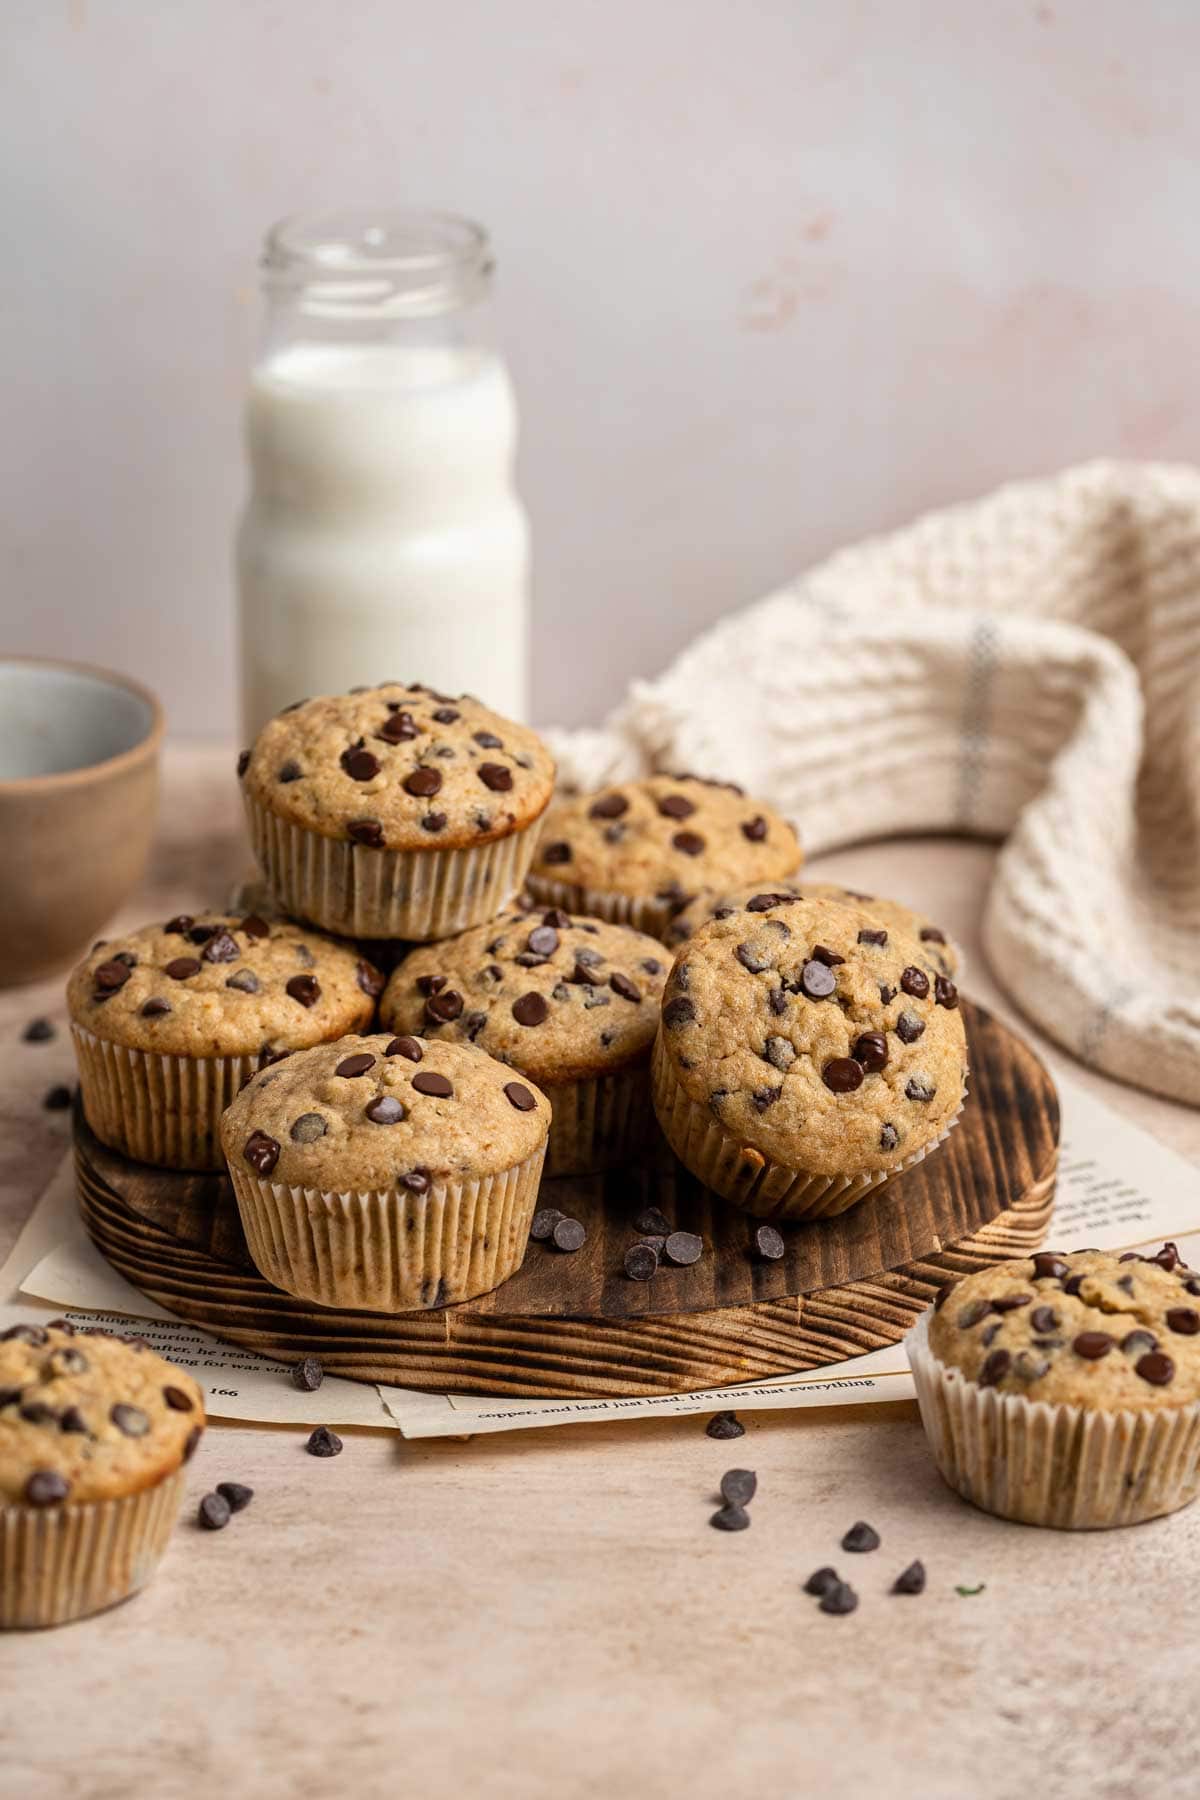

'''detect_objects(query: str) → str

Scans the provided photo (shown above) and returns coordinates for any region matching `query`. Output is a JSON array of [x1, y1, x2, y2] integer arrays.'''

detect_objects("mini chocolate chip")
[[624, 1243, 659, 1281], [588, 792, 628, 819], [857, 928, 888, 946], [663, 996, 696, 1028], [664, 1231, 703, 1266], [811, 945, 845, 968], [243, 1130, 281, 1175], [379, 710, 419, 743], [1167, 1308, 1200, 1335], [880, 1123, 900, 1152], [341, 745, 381, 781], [934, 976, 958, 1009], [22, 1017, 55, 1042], [853, 1032, 888, 1073], [425, 989, 464, 1025], [878, 984, 895, 1006], [198, 1492, 231, 1531], [224, 969, 260, 996], [290, 1112, 328, 1143], [980, 1322, 1001, 1348], [25, 1470, 70, 1506], [1032, 1253, 1069, 1281], [895, 1011, 925, 1045], [286, 974, 321, 1007], [741, 815, 768, 842], [527, 924, 559, 955], [1073, 1331, 1114, 1360], [216, 1481, 254, 1512], [348, 819, 385, 848], [672, 830, 706, 856], [306, 1426, 343, 1458], [1063, 1274, 1086, 1296], [706, 1411, 745, 1441], [236, 749, 251, 778], [1030, 1305, 1060, 1333], [187, 924, 217, 944], [552, 1216, 587, 1253], [111, 1403, 150, 1437], [900, 966, 930, 999], [530, 1208, 563, 1241], [751, 1086, 782, 1111], [979, 1348, 1012, 1386], [657, 793, 696, 819], [160, 956, 199, 983], [399, 1169, 431, 1194], [609, 971, 641, 1003], [805, 1566, 840, 1596], [920, 927, 947, 944], [1121, 1330, 1158, 1358], [163, 1385, 194, 1411], [641, 958, 663, 975], [1137, 1352, 1175, 1386], [412, 1071, 453, 1098], [753, 1224, 786, 1261], [416, 974, 446, 996], [710, 1504, 751, 1532], [888, 1561, 926, 1597], [512, 992, 549, 1027], [2, 1325, 47, 1344], [201, 929, 239, 965], [823, 1057, 864, 1094], [473, 730, 503, 749], [278, 759, 303, 783], [504, 1082, 537, 1112], [478, 762, 513, 791], [819, 1581, 859, 1615], [43, 1085, 72, 1111], [736, 942, 771, 975], [350, 963, 382, 1003], [1154, 1242, 1182, 1271], [20, 1402, 58, 1425], [990, 1294, 1032, 1314], [432, 706, 460, 723], [385, 1036, 423, 1062], [541, 841, 572, 864], [364, 1095, 405, 1125], [905, 1075, 936, 1103], [720, 1468, 757, 1507], [800, 959, 837, 1001], [404, 767, 443, 797], [292, 1356, 324, 1392], [841, 1521, 880, 1553], [59, 1406, 87, 1434], [47, 1347, 88, 1376], [94, 958, 133, 993]]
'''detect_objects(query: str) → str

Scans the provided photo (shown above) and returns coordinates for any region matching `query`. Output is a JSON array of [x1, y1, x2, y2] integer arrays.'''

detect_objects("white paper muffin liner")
[[228, 1141, 548, 1313], [245, 791, 542, 942], [650, 1030, 964, 1221], [0, 1466, 186, 1630], [906, 1309, 1200, 1530], [544, 1063, 655, 1177], [524, 874, 680, 940], [72, 1026, 263, 1171]]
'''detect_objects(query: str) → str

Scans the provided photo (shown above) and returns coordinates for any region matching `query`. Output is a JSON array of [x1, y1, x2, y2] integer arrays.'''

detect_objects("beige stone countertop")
[[3, 745, 1198, 1800]]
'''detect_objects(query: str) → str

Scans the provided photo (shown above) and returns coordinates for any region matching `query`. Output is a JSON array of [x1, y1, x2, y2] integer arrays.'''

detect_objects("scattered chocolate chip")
[[657, 794, 696, 819], [841, 1521, 880, 1553], [1032, 1253, 1069, 1281], [478, 763, 513, 792], [404, 767, 443, 797], [45, 1348, 87, 1377], [243, 1130, 281, 1175], [366, 1095, 406, 1125], [741, 815, 768, 842], [820, 1581, 858, 1615], [431, 706, 460, 724], [706, 1411, 745, 1441], [286, 974, 320, 1007], [990, 1294, 1032, 1314], [663, 997, 696, 1028], [751, 1086, 782, 1111], [20, 1402, 58, 1425], [504, 1082, 537, 1112], [94, 958, 133, 993], [111, 1403, 150, 1437], [512, 992, 549, 1027], [672, 830, 706, 856], [1121, 1330, 1158, 1358], [236, 750, 251, 779], [385, 1036, 423, 1062], [412, 1071, 453, 1098], [905, 1075, 936, 1103], [1073, 1331, 1114, 1360], [609, 971, 641, 1003], [900, 966, 930, 999], [184, 1425, 202, 1461], [552, 1216, 587, 1253], [624, 1243, 659, 1281], [187, 925, 217, 945], [720, 1468, 757, 1506], [43, 1085, 72, 1111], [852, 1032, 888, 1073], [920, 927, 947, 944], [979, 1348, 1012, 1386], [880, 1123, 900, 1152], [1030, 1305, 1060, 1333], [541, 841, 572, 864], [823, 1057, 864, 1094], [216, 1481, 253, 1512], [1137, 1352, 1175, 1386], [709, 1504, 751, 1532], [1167, 1308, 1200, 1336], [753, 1224, 786, 1262], [425, 989, 464, 1025], [164, 956, 202, 981], [306, 1426, 343, 1458], [525, 925, 557, 957], [530, 1208, 563, 1242], [417, 974, 446, 996], [348, 819, 385, 848], [198, 1492, 231, 1531], [22, 1018, 55, 1043], [811, 945, 845, 968], [292, 1357, 324, 1392], [278, 759, 303, 783], [800, 959, 837, 1000], [893, 1561, 926, 1595], [588, 792, 628, 819], [225, 970, 260, 994], [934, 976, 959, 1009], [379, 710, 419, 743], [356, 961, 384, 1000], [399, 1169, 431, 1194], [163, 1385, 195, 1411], [804, 1566, 841, 1596], [473, 730, 503, 749], [895, 1012, 926, 1046], [857, 928, 888, 946], [290, 1112, 328, 1143], [1154, 1242, 1182, 1271], [59, 1407, 87, 1434], [341, 745, 380, 781], [664, 1231, 703, 1267], [25, 1470, 70, 1506], [2, 1325, 47, 1345]]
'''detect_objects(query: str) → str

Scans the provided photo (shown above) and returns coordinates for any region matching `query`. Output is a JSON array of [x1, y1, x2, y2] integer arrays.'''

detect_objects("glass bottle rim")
[[262, 208, 493, 319]]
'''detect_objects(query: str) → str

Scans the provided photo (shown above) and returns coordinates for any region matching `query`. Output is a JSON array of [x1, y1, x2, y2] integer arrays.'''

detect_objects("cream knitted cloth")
[[549, 461, 1200, 1107]]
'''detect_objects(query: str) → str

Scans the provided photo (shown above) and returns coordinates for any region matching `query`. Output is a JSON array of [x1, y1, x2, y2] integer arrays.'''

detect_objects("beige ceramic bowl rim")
[[0, 656, 164, 795]]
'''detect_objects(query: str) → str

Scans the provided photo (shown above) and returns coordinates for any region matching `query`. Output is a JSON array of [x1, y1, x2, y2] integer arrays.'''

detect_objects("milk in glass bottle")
[[237, 210, 530, 739]]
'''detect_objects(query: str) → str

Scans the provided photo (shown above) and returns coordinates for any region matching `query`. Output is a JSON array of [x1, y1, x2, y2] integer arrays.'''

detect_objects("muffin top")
[[0, 1323, 204, 1506], [68, 913, 380, 1059], [220, 1032, 551, 1192], [663, 879, 960, 976], [928, 1245, 1200, 1411], [240, 685, 556, 851], [530, 775, 801, 908], [658, 895, 967, 1177], [381, 908, 669, 1086]]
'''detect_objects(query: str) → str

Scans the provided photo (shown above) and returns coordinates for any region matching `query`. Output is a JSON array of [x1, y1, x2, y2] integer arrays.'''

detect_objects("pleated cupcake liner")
[[71, 1026, 262, 1172], [906, 1310, 1200, 1530], [524, 874, 681, 940], [227, 1141, 548, 1313], [544, 1063, 656, 1177], [0, 1466, 186, 1630], [244, 791, 542, 942], [650, 1029, 964, 1221]]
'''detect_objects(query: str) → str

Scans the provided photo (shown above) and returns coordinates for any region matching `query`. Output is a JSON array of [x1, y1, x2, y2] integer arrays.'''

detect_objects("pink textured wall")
[[3, 0, 1198, 733]]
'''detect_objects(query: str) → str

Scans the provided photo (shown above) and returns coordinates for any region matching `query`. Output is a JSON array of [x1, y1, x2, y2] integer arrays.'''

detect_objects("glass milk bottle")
[[236, 210, 531, 740]]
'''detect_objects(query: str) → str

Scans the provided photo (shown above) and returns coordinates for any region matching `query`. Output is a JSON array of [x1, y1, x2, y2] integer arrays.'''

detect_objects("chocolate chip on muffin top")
[[380, 909, 669, 1085], [239, 685, 556, 851], [67, 914, 379, 1060], [663, 879, 960, 977], [658, 894, 967, 1177], [929, 1244, 1200, 1410], [220, 1033, 551, 1192], [528, 775, 801, 924], [0, 1324, 204, 1505]]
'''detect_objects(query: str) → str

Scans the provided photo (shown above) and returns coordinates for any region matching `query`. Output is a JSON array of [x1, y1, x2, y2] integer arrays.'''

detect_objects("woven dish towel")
[[548, 460, 1200, 1107]]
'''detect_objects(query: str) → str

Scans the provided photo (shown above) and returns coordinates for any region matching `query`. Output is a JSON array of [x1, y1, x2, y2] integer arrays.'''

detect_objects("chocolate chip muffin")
[[380, 907, 668, 1175], [0, 1322, 204, 1628], [68, 912, 380, 1170], [527, 775, 802, 938], [908, 1244, 1200, 1529], [652, 894, 967, 1219], [240, 684, 556, 940], [663, 879, 960, 976], [220, 1033, 551, 1312]]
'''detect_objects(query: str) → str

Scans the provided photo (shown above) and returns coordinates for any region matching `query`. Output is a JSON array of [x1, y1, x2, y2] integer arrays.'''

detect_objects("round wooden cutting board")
[[74, 999, 1058, 1397]]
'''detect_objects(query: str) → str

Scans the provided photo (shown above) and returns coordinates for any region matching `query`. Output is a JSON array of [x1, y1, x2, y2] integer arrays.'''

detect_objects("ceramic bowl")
[[0, 659, 163, 985]]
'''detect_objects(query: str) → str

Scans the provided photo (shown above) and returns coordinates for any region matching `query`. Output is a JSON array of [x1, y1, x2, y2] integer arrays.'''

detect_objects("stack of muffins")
[[66, 680, 969, 1318]]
